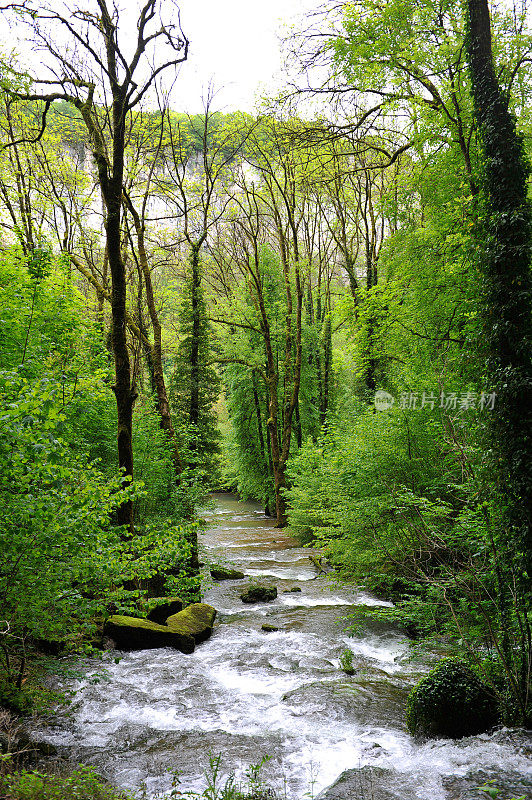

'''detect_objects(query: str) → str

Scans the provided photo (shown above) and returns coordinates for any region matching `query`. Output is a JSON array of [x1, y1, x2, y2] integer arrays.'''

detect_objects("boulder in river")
[[261, 623, 279, 632], [210, 565, 245, 581], [240, 586, 277, 604], [316, 765, 423, 800], [104, 615, 195, 654], [166, 603, 217, 643], [406, 658, 498, 739], [146, 597, 183, 624], [282, 587, 302, 593]]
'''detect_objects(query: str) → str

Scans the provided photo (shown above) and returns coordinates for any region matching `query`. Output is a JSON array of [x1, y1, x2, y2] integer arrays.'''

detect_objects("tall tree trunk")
[[189, 244, 201, 431], [320, 315, 332, 426], [77, 75, 137, 533], [294, 399, 302, 449], [252, 372, 267, 469], [252, 375, 273, 515], [466, 0, 532, 722], [466, 0, 532, 572], [106, 106, 136, 530]]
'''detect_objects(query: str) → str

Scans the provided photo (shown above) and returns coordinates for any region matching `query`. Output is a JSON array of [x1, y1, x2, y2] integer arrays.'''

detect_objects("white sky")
[[168, 0, 316, 113], [0, 0, 318, 113]]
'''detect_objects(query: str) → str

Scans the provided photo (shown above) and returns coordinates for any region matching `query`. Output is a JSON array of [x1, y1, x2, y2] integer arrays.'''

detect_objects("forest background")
[[0, 0, 531, 754]]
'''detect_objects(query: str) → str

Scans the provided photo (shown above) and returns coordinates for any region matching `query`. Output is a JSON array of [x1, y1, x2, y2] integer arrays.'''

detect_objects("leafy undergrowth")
[[0, 766, 134, 800]]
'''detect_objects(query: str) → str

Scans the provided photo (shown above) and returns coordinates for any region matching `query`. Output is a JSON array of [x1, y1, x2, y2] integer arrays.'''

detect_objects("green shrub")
[[339, 648, 355, 675], [0, 766, 133, 800], [406, 658, 498, 739]]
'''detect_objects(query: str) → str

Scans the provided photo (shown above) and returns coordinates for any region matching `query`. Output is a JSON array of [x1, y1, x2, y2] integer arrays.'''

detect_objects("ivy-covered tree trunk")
[[466, 0, 532, 570], [104, 98, 137, 532], [466, 0, 532, 721]]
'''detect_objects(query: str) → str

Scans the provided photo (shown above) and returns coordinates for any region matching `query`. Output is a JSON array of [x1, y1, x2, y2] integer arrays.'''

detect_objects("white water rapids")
[[31, 494, 532, 799]]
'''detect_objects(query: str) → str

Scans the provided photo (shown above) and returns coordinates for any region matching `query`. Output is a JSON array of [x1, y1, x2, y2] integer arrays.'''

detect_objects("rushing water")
[[32, 494, 532, 799]]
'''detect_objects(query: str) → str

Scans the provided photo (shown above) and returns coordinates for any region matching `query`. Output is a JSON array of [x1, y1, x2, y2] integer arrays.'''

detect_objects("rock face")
[[316, 766, 422, 800], [166, 603, 217, 643], [103, 615, 195, 654], [406, 658, 498, 739], [146, 597, 183, 624], [240, 586, 277, 604], [210, 566, 245, 581]]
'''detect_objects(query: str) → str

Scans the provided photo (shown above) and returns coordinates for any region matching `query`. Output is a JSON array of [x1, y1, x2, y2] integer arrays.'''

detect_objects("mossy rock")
[[240, 586, 277, 604], [261, 623, 279, 632], [166, 603, 217, 643], [104, 615, 195, 654], [145, 597, 183, 624], [282, 587, 302, 593], [406, 658, 498, 739], [210, 565, 245, 581], [34, 637, 66, 656]]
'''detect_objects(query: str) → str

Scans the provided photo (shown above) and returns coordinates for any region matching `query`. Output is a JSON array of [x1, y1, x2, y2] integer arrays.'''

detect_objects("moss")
[[145, 597, 183, 624], [240, 586, 277, 603], [406, 658, 498, 739], [166, 603, 217, 643], [210, 566, 245, 581], [103, 615, 195, 654]]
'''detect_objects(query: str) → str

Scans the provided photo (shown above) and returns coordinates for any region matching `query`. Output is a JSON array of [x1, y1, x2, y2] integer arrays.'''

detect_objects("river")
[[31, 493, 532, 799]]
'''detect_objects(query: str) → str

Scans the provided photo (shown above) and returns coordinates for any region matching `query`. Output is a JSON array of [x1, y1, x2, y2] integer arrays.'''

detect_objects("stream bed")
[[31, 493, 532, 799]]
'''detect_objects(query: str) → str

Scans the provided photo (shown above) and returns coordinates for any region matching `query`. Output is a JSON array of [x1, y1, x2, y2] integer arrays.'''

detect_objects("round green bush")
[[406, 658, 498, 739]]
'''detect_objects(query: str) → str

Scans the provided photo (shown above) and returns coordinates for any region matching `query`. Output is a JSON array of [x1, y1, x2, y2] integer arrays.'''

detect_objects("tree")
[[155, 100, 245, 481], [2, 0, 188, 529], [122, 126, 183, 477], [465, 0, 532, 721], [171, 252, 221, 484]]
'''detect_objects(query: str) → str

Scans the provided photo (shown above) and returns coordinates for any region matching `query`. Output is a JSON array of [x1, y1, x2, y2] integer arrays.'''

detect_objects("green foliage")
[[119, 521, 202, 608], [339, 648, 355, 676], [0, 683, 33, 717], [0, 247, 85, 376], [219, 245, 325, 509], [0, 766, 133, 800], [406, 658, 498, 739], [478, 780, 526, 800], [158, 753, 277, 800], [286, 406, 453, 581], [222, 363, 274, 511], [0, 369, 134, 675], [0, 245, 201, 700], [170, 249, 221, 488], [286, 402, 532, 721]]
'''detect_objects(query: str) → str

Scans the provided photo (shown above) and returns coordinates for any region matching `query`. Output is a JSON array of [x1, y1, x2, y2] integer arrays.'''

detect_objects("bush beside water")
[[406, 658, 499, 739]]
